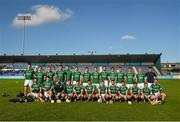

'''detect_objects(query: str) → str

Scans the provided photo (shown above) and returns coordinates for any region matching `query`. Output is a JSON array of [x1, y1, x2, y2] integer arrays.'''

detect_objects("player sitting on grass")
[[41, 76, 53, 102], [65, 80, 75, 102], [108, 81, 118, 104], [131, 82, 141, 102], [73, 81, 84, 101], [118, 81, 128, 102], [98, 80, 108, 103], [151, 78, 166, 104], [141, 82, 154, 103], [53, 76, 65, 103], [85, 80, 96, 101], [27, 77, 44, 102]]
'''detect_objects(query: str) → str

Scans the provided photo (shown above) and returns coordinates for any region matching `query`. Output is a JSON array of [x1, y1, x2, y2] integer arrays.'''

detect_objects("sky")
[[0, 0, 179, 63]]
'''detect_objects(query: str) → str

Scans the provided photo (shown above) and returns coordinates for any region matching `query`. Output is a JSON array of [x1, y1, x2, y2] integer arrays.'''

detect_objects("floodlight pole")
[[17, 16, 31, 55]]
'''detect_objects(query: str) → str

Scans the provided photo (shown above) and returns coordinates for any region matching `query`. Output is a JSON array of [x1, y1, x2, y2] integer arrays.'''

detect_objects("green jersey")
[[85, 85, 94, 94], [151, 83, 162, 93], [31, 83, 41, 93], [109, 85, 118, 94], [131, 86, 140, 95], [66, 84, 74, 94], [72, 71, 81, 82], [74, 85, 83, 95], [119, 86, 128, 95], [100, 71, 108, 81], [99, 85, 107, 94], [24, 69, 34, 80], [142, 87, 151, 96], [35, 71, 44, 85], [43, 81, 53, 91], [65, 69, 72, 81], [92, 72, 100, 84], [46, 71, 55, 81], [108, 72, 117, 81], [136, 73, 145, 83], [117, 72, 125, 83], [126, 73, 135, 84], [56, 70, 65, 82], [83, 72, 91, 83]]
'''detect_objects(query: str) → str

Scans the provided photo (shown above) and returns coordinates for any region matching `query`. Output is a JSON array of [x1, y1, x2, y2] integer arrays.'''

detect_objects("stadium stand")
[[0, 54, 162, 76]]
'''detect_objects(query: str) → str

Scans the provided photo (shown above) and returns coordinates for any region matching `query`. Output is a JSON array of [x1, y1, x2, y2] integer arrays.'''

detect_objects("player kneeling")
[[151, 79, 166, 104], [42, 76, 54, 102], [53, 76, 66, 103], [108, 81, 118, 104], [131, 82, 141, 102], [85, 81, 97, 101], [27, 77, 44, 102], [65, 80, 75, 102], [118, 81, 128, 102], [141, 82, 154, 103], [73, 81, 84, 101], [98, 81, 109, 103]]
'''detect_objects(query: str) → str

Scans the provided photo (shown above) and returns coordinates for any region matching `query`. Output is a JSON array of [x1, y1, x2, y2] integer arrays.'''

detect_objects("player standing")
[[116, 66, 125, 87], [100, 66, 109, 87], [91, 67, 100, 89], [46, 66, 55, 81], [72, 67, 82, 85], [108, 67, 117, 86], [56, 65, 65, 84], [24, 64, 35, 96], [82, 67, 91, 86], [64, 65, 72, 84], [145, 67, 157, 87], [35, 66, 45, 85], [125, 67, 135, 89], [136, 68, 145, 89]]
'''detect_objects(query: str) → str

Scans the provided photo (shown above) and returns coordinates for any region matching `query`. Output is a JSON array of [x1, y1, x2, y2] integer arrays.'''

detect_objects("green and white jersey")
[[74, 85, 83, 95], [66, 84, 74, 94], [109, 85, 118, 94], [46, 71, 55, 81], [24, 69, 34, 80], [126, 72, 135, 84], [92, 72, 100, 84], [131, 86, 140, 95], [85, 85, 94, 94], [119, 86, 128, 95], [72, 71, 81, 82], [117, 72, 125, 83], [100, 71, 108, 81], [142, 87, 151, 96], [99, 85, 107, 94], [64, 69, 72, 81], [56, 70, 65, 82], [83, 72, 91, 83], [108, 72, 117, 81], [151, 83, 162, 93], [31, 83, 41, 93], [136, 73, 145, 83], [42, 81, 53, 91], [35, 71, 44, 85]]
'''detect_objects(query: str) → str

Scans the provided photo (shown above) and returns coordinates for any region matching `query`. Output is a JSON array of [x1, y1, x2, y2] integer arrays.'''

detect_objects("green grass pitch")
[[0, 79, 180, 121]]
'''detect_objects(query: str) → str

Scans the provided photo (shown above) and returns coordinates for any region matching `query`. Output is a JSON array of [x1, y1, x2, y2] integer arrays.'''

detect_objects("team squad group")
[[23, 64, 166, 104]]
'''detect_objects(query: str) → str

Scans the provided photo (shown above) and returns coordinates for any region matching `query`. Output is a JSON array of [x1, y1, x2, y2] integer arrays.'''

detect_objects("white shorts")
[[73, 81, 77, 85], [44, 91, 49, 98], [138, 83, 144, 89], [83, 83, 88, 86], [30, 93, 39, 98], [154, 92, 158, 97], [101, 94, 105, 98], [148, 83, 153, 88], [104, 80, 108, 87], [24, 79, 33, 87], [92, 83, 100, 89], [117, 83, 122, 87], [127, 84, 133, 89]]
